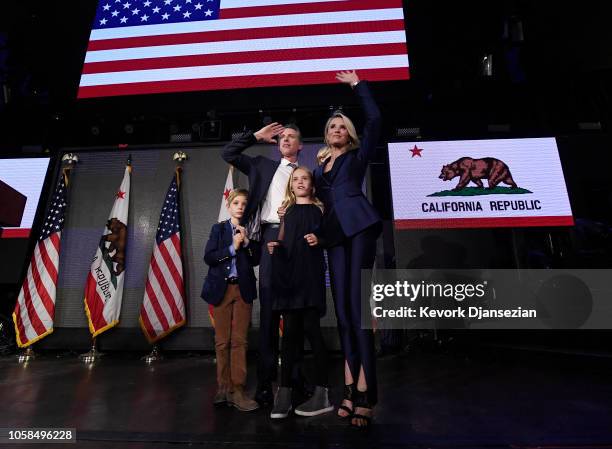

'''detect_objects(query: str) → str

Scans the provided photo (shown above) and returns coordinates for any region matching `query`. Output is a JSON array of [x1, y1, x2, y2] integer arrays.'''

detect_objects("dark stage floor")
[[1, 347, 612, 449]]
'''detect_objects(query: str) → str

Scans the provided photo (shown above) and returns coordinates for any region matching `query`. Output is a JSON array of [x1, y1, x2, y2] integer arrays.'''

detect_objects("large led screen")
[[0, 158, 51, 238], [78, 0, 410, 98], [388, 138, 574, 229]]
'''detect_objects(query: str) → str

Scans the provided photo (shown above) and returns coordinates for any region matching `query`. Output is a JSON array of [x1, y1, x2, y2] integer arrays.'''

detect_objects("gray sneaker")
[[270, 387, 292, 419], [295, 386, 334, 417]]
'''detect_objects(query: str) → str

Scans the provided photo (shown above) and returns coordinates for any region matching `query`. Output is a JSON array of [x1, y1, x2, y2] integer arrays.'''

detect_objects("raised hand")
[[335, 70, 360, 86], [254, 122, 285, 144]]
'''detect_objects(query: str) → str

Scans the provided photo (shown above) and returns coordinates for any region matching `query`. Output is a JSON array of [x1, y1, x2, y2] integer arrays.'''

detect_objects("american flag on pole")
[[84, 164, 131, 337], [78, 0, 410, 98], [139, 170, 186, 343], [13, 172, 69, 348]]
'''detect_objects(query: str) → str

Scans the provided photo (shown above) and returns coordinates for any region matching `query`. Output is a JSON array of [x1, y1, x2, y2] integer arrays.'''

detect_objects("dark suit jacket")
[[314, 81, 383, 238], [201, 220, 261, 306], [221, 133, 280, 226]]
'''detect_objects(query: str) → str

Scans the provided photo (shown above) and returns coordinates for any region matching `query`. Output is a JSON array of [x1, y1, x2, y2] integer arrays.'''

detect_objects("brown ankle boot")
[[229, 387, 259, 412], [213, 385, 229, 406]]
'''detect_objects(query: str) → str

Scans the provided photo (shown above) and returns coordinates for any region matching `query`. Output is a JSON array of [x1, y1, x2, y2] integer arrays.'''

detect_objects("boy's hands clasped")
[[233, 225, 249, 251]]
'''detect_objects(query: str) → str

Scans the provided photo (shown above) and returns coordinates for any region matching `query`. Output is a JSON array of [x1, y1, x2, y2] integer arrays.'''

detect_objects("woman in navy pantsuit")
[[313, 71, 382, 428]]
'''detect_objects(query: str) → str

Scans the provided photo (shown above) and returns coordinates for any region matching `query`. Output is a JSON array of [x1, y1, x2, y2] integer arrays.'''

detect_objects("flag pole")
[[81, 157, 132, 363], [16, 153, 79, 364], [142, 344, 163, 364], [141, 151, 188, 364], [79, 337, 102, 364], [17, 347, 36, 364]]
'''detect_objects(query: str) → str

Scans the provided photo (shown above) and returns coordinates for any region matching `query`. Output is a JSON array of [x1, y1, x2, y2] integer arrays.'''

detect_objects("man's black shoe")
[[255, 384, 274, 406]]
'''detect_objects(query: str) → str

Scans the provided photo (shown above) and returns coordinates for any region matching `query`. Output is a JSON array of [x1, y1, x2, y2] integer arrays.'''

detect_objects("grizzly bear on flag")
[[439, 157, 518, 191]]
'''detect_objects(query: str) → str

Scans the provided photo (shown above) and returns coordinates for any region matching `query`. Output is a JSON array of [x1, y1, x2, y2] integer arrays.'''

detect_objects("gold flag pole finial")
[[173, 151, 188, 188]]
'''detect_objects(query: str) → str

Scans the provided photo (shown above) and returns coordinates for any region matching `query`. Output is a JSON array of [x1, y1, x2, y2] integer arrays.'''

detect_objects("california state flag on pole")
[[218, 166, 234, 222], [208, 166, 234, 328], [84, 162, 131, 337]]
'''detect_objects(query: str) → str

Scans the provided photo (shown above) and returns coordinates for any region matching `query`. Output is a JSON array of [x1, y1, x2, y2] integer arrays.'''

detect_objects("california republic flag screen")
[[84, 164, 131, 337], [388, 138, 574, 229]]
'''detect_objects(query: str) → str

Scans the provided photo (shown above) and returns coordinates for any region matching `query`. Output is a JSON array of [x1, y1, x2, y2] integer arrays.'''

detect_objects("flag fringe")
[[12, 312, 54, 348], [139, 316, 186, 344], [84, 297, 119, 338]]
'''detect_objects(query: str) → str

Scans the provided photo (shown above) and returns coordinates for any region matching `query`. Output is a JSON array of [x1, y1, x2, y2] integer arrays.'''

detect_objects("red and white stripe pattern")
[[139, 172, 186, 343], [13, 174, 68, 348], [78, 0, 410, 98]]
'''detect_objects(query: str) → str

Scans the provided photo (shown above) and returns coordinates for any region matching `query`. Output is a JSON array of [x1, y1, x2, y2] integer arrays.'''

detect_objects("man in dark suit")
[[222, 123, 302, 406]]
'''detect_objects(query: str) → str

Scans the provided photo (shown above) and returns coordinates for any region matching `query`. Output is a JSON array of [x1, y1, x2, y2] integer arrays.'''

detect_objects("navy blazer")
[[221, 133, 280, 227], [314, 81, 383, 238], [201, 220, 261, 306]]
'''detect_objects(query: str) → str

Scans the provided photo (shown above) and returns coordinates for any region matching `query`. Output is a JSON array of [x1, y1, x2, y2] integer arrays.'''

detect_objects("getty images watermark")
[[360, 270, 612, 330]]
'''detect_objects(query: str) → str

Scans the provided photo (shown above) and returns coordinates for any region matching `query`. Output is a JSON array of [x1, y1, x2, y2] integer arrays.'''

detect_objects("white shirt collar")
[[280, 158, 298, 167]]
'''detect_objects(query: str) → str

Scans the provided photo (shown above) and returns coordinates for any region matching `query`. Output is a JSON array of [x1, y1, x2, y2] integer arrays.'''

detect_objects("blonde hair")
[[317, 112, 360, 165], [226, 188, 248, 205], [281, 167, 324, 212]]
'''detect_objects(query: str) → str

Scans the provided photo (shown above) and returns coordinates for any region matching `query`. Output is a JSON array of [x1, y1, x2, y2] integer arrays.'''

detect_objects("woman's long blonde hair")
[[281, 166, 324, 212], [317, 111, 360, 165]]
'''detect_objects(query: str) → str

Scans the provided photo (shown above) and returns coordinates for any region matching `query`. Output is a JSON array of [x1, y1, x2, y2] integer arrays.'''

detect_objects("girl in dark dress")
[[267, 167, 333, 419]]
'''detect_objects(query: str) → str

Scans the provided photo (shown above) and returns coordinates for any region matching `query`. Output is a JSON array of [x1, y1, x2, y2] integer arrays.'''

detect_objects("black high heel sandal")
[[351, 390, 373, 429], [337, 383, 355, 419]]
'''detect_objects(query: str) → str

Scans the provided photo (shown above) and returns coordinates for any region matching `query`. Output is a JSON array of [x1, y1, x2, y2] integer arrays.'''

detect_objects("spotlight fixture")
[[231, 127, 248, 140], [170, 133, 192, 143], [488, 124, 511, 133], [395, 127, 421, 138], [198, 120, 222, 141], [578, 122, 602, 131]]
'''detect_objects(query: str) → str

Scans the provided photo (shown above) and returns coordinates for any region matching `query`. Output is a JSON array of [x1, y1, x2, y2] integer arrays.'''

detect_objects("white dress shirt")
[[260, 158, 297, 224]]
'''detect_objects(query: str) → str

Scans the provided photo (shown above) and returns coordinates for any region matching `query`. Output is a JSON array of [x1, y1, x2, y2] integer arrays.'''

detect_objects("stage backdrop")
[[43, 142, 336, 350]]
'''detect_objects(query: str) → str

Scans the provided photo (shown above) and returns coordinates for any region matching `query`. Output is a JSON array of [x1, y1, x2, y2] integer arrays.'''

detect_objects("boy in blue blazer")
[[201, 189, 261, 412]]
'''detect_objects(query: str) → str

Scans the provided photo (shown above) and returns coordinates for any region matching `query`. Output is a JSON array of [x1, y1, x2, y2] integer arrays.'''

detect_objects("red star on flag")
[[223, 188, 231, 200], [410, 145, 423, 158], [116, 190, 126, 199]]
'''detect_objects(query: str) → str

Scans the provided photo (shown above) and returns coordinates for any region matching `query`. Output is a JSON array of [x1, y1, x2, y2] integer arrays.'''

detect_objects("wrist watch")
[[351, 80, 360, 88]]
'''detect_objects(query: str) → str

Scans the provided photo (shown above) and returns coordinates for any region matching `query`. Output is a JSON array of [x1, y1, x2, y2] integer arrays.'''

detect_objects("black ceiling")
[[1, 0, 611, 151]]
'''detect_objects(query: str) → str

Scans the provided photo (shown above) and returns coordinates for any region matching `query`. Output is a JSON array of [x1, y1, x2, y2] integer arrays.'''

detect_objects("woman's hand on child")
[[267, 241, 280, 255], [304, 234, 319, 246]]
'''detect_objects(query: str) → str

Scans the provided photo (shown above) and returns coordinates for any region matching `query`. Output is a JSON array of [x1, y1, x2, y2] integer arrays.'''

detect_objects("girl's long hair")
[[317, 111, 360, 165], [281, 167, 324, 212]]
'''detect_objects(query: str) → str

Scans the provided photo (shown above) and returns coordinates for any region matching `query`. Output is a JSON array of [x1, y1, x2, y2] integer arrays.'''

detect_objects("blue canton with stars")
[[40, 176, 68, 241], [93, 0, 221, 29], [156, 175, 181, 244]]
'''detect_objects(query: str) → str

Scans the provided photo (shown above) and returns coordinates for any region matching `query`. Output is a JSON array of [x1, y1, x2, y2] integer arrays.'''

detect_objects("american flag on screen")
[[139, 171, 186, 343], [13, 172, 69, 348], [78, 0, 410, 98]]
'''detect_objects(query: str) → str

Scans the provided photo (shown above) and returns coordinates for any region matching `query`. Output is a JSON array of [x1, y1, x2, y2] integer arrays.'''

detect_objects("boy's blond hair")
[[226, 188, 249, 205]]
